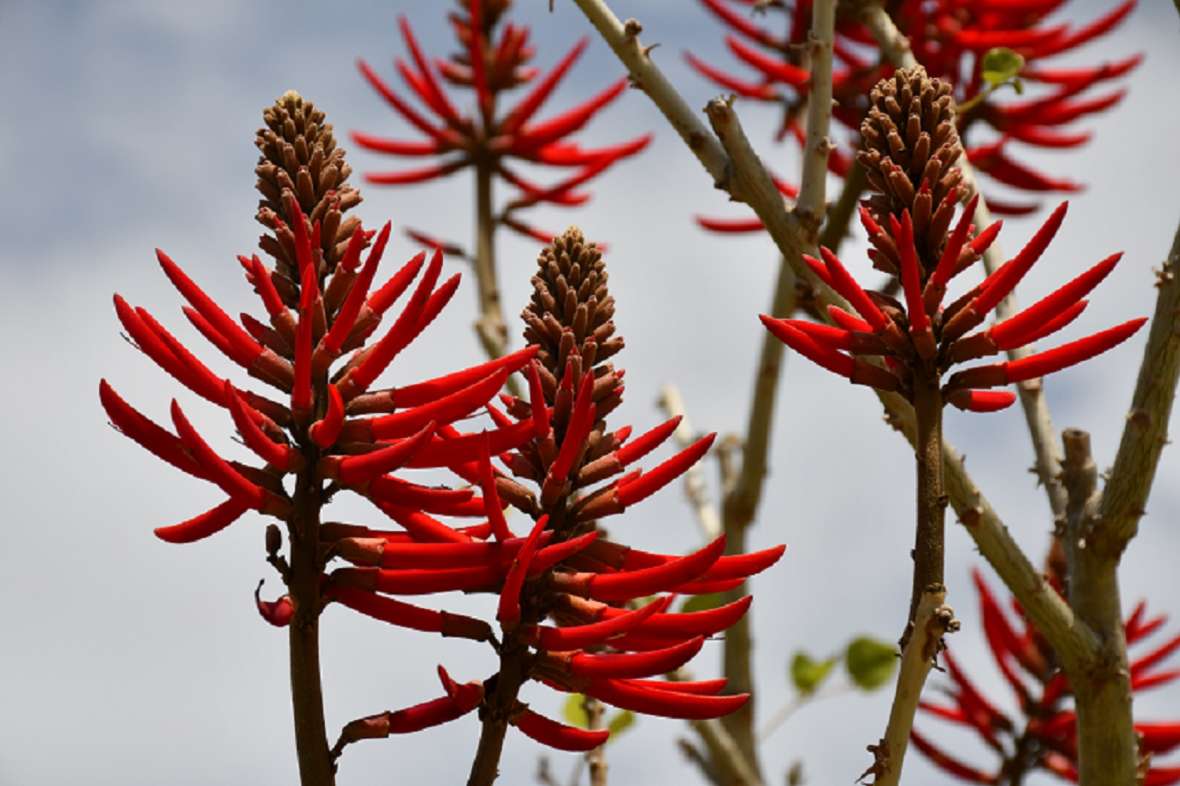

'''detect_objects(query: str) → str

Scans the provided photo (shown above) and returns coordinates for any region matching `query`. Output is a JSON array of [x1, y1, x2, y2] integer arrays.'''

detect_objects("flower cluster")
[[913, 567, 1180, 784], [690, 0, 1138, 231], [328, 228, 785, 764], [353, 0, 650, 248], [99, 91, 540, 654], [759, 67, 1144, 410]]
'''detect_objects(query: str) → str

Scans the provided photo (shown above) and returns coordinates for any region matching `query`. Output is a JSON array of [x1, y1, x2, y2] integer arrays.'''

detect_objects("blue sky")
[[2, 2, 1179, 784]]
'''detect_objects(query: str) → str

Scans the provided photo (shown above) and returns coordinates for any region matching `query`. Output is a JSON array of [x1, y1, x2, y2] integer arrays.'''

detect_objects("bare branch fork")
[[568, 1, 1180, 783]]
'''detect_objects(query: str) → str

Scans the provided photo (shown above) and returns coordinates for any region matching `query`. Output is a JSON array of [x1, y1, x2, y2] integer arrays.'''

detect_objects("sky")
[[1, 1, 1178, 785]]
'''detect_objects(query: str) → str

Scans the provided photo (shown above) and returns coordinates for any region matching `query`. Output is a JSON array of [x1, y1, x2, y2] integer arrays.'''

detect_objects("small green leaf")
[[563, 693, 589, 728], [981, 47, 1025, 88], [790, 651, 837, 695], [680, 593, 725, 614], [606, 710, 636, 739], [844, 636, 898, 691]]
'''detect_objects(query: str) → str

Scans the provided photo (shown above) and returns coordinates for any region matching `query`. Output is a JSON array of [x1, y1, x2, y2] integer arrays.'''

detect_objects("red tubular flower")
[[914, 566, 1180, 782], [688, 0, 1138, 231], [353, 0, 649, 250], [323, 228, 782, 772], [761, 69, 1144, 414]]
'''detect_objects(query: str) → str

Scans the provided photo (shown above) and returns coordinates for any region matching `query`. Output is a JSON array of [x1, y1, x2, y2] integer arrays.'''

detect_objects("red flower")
[[689, 0, 1138, 231], [760, 68, 1144, 411], [912, 568, 1180, 783], [327, 228, 785, 769], [354, 0, 650, 247], [100, 195, 536, 550]]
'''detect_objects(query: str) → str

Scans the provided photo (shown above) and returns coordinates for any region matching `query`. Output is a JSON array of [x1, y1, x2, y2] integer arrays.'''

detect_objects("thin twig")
[[473, 158, 522, 398], [862, 588, 958, 785], [858, 1, 1067, 521], [657, 385, 722, 539]]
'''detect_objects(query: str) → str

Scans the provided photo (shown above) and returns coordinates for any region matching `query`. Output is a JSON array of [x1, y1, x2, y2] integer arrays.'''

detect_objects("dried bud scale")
[[255, 91, 363, 282]]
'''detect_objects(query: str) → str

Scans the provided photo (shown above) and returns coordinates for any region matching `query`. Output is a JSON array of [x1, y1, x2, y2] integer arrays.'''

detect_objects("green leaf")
[[981, 47, 1025, 88], [844, 636, 898, 691], [790, 651, 837, 695], [606, 710, 636, 739], [680, 593, 725, 614], [563, 693, 589, 729]]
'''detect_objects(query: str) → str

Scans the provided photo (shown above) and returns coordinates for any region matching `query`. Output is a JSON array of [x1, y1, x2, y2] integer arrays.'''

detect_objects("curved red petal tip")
[[498, 515, 549, 625], [947, 389, 1018, 413], [154, 498, 250, 544], [513, 709, 609, 752], [255, 580, 295, 627], [616, 433, 717, 509], [309, 383, 346, 449], [1005, 317, 1147, 383]]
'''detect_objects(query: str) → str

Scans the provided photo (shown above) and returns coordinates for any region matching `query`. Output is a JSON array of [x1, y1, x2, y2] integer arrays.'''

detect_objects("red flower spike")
[[547, 370, 596, 484], [225, 382, 300, 470], [759, 318, 900, 391], [291, 261, 317, 420], [992, 318, 1145, 385], [614, 416, 682, 467], [169, 400, 287, 516], [925, 194, 979, 310], [988, 253, 1121, 350], [947, 389, 1018, 414], [158, 251, 267, 367], [724, 35, 809, 86], [528, 531, 599, 576], [616, 433, 718, 510], [600, 595, 753, 639], [319, 222, 391, 360], [631, 678, 729, 695], [497, 515, 548, 626], [684, 52, 779, 100], [526, 596, 673, 651], [308, 384, 345, 449], [565, 636, 706, 679], [511, 79, 629, 153], [818, 247, 890, 331], [478, 440, 515, 542], [909, 730, 995, 783], [951, 202, 1070, 337], [327, 421, 437, 485], [827, 305, 873, 333], [99, 379, 208, 480], [555, 536, 726, 602], [363, 369, 509, 441], [154, 498, 251, 544], [373, 501, 474, 544], [801, 254, 836, 289], [512, 709, 609, 752], [339, 250, 444, 399], [244, 254, 288, 324], [583, 678, 749, 721], [388, 346, 538, 410], [356, 7, 643, 247], [896, 211, 934, 350], [525, 360, 551, 438]]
